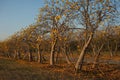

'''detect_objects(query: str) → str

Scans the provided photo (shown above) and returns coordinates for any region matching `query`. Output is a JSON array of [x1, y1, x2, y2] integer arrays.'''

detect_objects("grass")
[[0, 56, 120, 80], [0, 57, 75, 80], [0, 57, 48, 80]]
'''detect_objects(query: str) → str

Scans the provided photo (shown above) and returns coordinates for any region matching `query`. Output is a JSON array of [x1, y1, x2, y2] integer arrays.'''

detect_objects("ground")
[[0, 55, 120, 80]]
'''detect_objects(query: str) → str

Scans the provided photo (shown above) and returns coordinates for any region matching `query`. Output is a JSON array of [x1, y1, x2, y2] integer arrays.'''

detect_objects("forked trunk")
[[75, 34, 93, 72], [92, 44, 104, 69], [64, 47, 71, 64], [65, 52, 71, 64]]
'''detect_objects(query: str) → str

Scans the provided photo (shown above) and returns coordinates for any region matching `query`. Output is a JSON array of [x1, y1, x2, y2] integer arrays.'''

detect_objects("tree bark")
[[114, 41, 118, 56], [17, 51, 20, 59], [64, 47, 71, 64], [14, 50, 20, 59], [55, 46, 60, 63], [14, 50, 17, 59], [108, 41, 113, 57], [91, 44, 96, 56], [37, 44, 42, 63], [75, 34, 93, 72], [50, 38, 57, 65], [28, 50, 32, 62], [92, 44, 104, 69], [55, 52, 59, 63]]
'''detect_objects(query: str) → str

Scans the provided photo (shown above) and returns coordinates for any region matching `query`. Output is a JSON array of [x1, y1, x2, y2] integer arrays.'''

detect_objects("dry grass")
[[0, 55, 120, 80]]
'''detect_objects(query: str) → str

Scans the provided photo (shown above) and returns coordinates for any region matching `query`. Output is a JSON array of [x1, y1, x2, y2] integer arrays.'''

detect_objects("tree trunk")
[[91, 44, 96, 56], [50, 38, 57, 65], [64, 47, 71, 64], [55, 52, 59, 63], [23, 53, 28, 60], [37, 44, 42, 63], [55, 46, 60, 63], [14, 50, 20, 59], [108, 41, 113, 57], [92, 44, 104, 69], [28, 50, 32, 62], [75, 34, 93, 72], [14, 50, 17, 59], [110, 51, 113, 58], [7, 52, 11, 58], [17, 51, 20, 59], [114, 41, 118, 56]]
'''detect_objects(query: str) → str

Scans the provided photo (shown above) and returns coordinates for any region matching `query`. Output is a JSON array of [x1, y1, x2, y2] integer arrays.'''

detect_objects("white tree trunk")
[[50, 38, 57, 65], [75, 34, 93, 72], [37, 44, 42, 63]]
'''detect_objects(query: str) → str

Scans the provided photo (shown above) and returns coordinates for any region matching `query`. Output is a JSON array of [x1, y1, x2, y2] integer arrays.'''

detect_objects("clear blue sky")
[[0, 0, 119, 41], [0, 0, 44, 41]]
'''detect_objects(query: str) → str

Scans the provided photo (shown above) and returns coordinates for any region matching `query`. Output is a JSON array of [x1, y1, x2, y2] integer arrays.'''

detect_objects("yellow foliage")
[[70, 5, 74, 9], [53, 29, 58, 34], [55, 15, 61, 21], [76, 6, 80, 10]]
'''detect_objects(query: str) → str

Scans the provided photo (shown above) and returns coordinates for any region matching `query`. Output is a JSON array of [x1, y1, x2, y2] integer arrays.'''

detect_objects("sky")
[[0, 0, 44, 41], [0, 0, 120, 41]]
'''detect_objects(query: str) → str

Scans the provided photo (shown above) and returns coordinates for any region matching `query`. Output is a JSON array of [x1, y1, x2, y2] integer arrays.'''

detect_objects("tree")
[[19, 25, 37, 62], [37, 0, 75, 65], [74, 0, 117, 72], [105, 26, 120, 57], [91, 30, 106, 69]]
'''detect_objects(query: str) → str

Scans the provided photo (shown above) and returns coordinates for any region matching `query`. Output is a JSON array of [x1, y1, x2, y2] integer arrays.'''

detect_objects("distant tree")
[[91, 30, 106, 69], [19, 25, 37, 62], [105, 26, 119, 57]]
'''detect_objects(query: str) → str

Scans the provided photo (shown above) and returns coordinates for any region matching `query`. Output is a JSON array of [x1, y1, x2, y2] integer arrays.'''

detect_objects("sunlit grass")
[[0, 55, 120, 80]]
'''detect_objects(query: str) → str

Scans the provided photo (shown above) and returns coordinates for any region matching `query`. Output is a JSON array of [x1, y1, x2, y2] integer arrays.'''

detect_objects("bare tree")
[[91, 30, 106, 69]]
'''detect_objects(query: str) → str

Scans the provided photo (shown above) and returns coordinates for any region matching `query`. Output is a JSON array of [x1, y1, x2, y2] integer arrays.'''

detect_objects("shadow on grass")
[[0, 57, 120, 80]]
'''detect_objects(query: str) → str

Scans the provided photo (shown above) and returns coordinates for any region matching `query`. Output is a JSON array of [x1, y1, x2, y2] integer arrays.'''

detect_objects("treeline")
[[0, 0, 119, 72]]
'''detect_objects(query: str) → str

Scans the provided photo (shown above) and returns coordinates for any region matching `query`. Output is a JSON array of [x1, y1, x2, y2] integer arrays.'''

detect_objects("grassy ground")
[[0, 56, 120, 80], [0, 57, 75, 80]]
